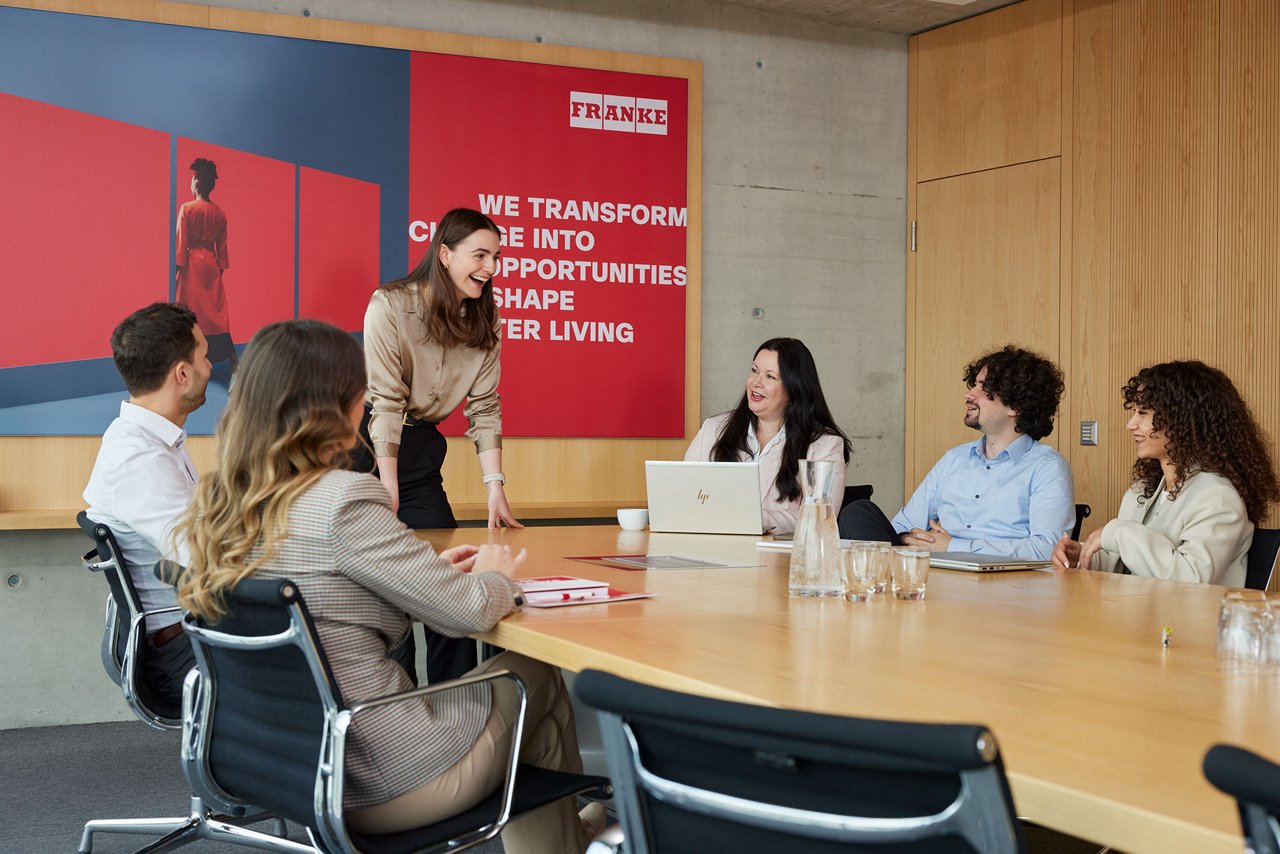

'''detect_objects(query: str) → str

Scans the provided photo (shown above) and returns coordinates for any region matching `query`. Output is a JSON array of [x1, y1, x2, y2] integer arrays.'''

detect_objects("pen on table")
[[526, 590, 609, 603]]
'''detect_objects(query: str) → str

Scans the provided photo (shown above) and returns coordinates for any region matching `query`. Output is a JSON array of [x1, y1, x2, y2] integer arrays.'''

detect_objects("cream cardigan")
[[1096, 471, 1253, 586]]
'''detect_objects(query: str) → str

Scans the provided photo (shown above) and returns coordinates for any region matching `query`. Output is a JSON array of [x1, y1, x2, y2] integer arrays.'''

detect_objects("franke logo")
[[569, 91, 668, 135]]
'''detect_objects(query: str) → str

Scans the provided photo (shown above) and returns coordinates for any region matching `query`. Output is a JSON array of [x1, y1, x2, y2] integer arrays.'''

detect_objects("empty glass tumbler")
[[788, 459, 843, 597], [843, 541, 880, 603], [892, 547, 930, 600]]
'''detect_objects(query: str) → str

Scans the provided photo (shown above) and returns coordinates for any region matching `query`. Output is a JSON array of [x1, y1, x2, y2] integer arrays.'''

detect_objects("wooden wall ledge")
[[0, 501, 630, 531]]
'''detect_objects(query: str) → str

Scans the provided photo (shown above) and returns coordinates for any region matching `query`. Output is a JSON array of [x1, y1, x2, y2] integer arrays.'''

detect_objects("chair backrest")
[[1204, 744, 1280, 854], [1071, 504, 1092, 542], [1245, 528, 1280, 591], [574, 669, 1024, 854], [181, 575, 348, 849], [76, 510, 178, 727], [840, 484, 874, 511]]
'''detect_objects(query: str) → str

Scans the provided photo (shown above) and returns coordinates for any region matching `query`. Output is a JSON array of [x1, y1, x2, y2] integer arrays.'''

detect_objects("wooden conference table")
[[415, 525, 1279, 854]]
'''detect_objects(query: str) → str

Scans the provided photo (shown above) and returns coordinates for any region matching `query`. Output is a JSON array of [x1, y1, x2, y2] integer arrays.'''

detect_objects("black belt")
[[402, 413, 438, 428], [151, 623, 184, 647]]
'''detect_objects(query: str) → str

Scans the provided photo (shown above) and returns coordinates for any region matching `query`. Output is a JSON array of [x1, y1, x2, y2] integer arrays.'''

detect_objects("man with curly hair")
[[838, 345, 1075, 560]]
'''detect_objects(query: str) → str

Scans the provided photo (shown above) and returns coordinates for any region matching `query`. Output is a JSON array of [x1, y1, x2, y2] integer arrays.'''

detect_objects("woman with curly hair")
[[1053, 361, 1280, 585], [684, 338, 851, 533]]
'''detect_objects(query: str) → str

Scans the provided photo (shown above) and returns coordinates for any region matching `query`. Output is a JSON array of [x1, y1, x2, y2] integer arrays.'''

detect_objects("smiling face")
[[963, 367, 1017, 435], [178, 325, 213, 413], [1126, 403, 1171, 465], [439, 229, 500, 301], [746, 348, 789, 423]]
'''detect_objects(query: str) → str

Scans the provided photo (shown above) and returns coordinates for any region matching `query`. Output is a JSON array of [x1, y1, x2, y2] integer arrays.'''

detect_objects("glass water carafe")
[[788, 459, 843, 596]]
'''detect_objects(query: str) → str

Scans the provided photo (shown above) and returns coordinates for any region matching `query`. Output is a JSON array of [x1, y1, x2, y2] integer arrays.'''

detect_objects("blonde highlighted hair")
[[174, 319, 366, 621]]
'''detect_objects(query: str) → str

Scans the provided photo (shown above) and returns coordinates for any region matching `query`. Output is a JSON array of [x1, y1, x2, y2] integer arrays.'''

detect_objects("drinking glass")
[[873, 544, 893, 594], [842, 542, 879, 603], [1218, 590, 1269, 670], [892, 547, 930, 600]]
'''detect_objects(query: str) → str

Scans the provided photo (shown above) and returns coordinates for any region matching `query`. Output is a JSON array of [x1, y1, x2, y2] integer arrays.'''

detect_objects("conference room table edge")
[[412, 524, 1253, 854]]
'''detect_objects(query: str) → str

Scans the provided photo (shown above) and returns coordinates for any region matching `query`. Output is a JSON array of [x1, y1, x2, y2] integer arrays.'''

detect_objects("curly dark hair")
[[961, 345, 1064, 440], [1122, 361, 1280, 524], [190, 157, 218, 197]]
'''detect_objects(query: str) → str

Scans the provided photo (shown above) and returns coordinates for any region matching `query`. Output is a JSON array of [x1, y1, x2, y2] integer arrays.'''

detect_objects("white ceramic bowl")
[[616, 508, 649, 531]]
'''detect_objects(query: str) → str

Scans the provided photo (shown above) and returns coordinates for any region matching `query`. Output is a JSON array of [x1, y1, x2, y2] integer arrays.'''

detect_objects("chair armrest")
[[342, 669, 529, 834]]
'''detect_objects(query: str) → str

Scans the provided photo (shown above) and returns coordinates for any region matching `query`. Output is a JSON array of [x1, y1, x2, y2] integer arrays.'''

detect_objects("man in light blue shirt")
[[839, 345, 1074, 560]]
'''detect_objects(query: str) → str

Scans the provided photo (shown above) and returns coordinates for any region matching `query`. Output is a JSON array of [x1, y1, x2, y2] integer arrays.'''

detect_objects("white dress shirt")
[[83, 401, 198, 631]]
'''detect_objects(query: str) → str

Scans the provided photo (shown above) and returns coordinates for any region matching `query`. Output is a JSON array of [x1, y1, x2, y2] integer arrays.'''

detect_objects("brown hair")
[[174, 320, 366, 620], [381, 207, 500, 350], [1122, 360, 1280, 524]]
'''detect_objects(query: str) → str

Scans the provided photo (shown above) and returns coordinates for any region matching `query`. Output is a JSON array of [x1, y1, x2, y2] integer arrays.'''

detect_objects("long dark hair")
[[710, 338, 851, 503], [381, 208, 500, 350], [1122, 360, 1279, 524]]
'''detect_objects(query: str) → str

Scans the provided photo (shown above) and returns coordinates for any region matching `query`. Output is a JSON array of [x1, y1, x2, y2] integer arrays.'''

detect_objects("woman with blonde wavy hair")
[[174, 319, 601, 850]]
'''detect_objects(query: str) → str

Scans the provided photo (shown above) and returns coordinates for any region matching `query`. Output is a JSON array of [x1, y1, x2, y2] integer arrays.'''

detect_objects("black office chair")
[[179, 575, 611, 854], [76, 512, 298, 853], [574, 669, 1025, 854], [841, 484, 874, 511], [1245, 528, 1280, 591], [1071, 504, 1092, 542], [1204, 744, 1280, 854]]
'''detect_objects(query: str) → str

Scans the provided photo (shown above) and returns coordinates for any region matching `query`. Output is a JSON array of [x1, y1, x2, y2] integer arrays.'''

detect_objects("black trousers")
[[354, 407, 476, 685], [836, 499, 905, 544]]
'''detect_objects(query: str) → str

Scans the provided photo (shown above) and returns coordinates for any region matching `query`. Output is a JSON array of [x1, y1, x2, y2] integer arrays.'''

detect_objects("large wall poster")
[[0, 4, 689, 438]]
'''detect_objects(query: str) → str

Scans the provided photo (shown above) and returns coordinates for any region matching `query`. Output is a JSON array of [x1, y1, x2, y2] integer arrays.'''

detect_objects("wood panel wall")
[[911, 0, 1280, 533], [0, 0, 703, 527]]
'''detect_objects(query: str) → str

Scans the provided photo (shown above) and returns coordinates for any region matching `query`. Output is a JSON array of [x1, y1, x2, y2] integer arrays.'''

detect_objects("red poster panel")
[[299, 168, 380, 332], [0, 93, 168, 368], [409, 54, 688, 438], [176, 138, 295, 343]]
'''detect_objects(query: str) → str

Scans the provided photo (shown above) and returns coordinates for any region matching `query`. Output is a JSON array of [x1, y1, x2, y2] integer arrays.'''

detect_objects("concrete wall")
[[0, 0, 906, 729]]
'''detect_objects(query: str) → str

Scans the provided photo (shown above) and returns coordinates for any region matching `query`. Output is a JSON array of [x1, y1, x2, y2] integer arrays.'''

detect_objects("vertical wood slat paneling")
[[1108, 0, 1220, 522], [1066, 0, 1112, 534], [911, 159, 1061, 490], [914, 0, 1062, 182], [1219, 0, 1280, 528]]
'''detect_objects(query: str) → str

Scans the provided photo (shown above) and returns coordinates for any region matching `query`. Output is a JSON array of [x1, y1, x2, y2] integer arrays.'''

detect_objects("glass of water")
[[872, 544, 893, 594], [842, 542, 879, 603], [1218, 590, 1269, 670], [892, 547, 931, 600]]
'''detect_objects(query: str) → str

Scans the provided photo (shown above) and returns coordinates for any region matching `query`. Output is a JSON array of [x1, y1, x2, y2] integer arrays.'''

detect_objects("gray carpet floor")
[[0, 720, 503, 854]]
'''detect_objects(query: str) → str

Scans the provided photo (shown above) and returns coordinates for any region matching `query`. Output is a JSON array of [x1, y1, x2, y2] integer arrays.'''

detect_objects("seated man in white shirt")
[[84, 302, 212, 708], [838, 345, 1075, 561]]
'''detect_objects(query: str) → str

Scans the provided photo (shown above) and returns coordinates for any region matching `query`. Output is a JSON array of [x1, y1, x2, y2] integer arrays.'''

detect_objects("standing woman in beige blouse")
[[357, 208, 522, 682]]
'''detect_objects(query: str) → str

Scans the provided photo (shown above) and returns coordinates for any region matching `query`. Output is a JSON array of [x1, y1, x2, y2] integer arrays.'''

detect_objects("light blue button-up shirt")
[[891, 434, 1074, 560]]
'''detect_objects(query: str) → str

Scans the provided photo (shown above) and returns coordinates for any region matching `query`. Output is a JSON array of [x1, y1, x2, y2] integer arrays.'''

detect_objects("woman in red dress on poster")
[[176, 157, 236, 369]]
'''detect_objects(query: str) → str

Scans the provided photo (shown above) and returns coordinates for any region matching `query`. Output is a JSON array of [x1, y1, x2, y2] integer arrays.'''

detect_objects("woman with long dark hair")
[[1052, 360, 1279, 585], [175, 157, 235, 368], [174, 320, 599, 850], [359, 208, 521, 682], [685, 338, 852, 533]]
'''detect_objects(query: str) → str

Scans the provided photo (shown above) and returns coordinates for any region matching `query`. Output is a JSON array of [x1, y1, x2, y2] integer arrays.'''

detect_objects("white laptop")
[[645, 461, 763, 535], [929, 551, 1051, 572]]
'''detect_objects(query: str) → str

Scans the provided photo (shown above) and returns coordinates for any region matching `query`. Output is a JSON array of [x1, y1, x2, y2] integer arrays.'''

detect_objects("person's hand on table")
[[901, 520, 952, 552], [1077, 528, 1105, 570], [472, 543, 528, 578], [1051, 534, 1081, 570], [438, 544, 479, 573], [487, 483, 524, 529]]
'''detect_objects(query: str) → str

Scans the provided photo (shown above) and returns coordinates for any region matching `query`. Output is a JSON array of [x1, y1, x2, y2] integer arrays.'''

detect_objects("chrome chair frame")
[[579, 668, 1023, 854], [181, 577, 606, 854], [76, 512, 296, 853]]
